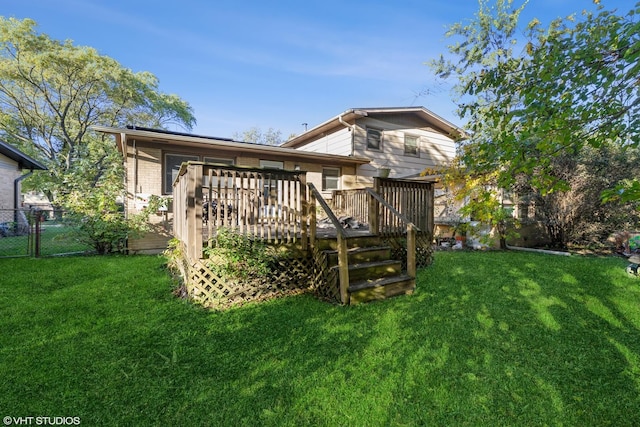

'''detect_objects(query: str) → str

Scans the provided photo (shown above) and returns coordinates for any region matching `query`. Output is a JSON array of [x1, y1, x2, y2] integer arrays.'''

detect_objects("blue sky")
[[3, 0, 634, 139]]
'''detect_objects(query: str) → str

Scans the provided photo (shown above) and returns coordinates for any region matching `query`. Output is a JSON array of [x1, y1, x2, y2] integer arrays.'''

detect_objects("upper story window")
[[366, 128, 383, 151], [404, 134, 419, 157], [164, 153, 199, 194]]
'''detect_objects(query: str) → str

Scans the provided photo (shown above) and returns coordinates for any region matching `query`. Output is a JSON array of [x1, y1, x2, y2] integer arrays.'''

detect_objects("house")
[[93, 107, 463, 253], [0, 140, 47, 211], [283, 107, 465, 238], [0, 140, 47, 234], [92, 125, 371, 253], [282, 106, 464, 182], [93, 108, 454, 304]]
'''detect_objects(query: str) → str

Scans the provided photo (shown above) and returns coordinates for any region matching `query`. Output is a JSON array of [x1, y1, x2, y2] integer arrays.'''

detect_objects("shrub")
[[203, 228, 275, 281]]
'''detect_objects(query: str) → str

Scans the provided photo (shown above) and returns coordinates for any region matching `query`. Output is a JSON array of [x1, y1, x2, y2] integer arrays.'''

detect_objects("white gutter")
[[338, 111, 356, 132]]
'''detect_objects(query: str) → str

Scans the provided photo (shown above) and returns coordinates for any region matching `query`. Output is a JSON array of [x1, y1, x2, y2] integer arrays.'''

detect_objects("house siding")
[[285, 112, 457, 187], [352, 116, 456, 182], [0, 153, 20, 210], [291, 127, 352, 156], [121, 139, 363, 253]]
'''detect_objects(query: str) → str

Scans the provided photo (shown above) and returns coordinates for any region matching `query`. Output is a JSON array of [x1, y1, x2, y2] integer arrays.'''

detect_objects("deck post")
[[407, 225, 416, 278], [337, 233, 350, 305], [309, 192, 317, 248], [369, 178, 380, 234], [299, 174, 308, 251], [186, 164, 203, 260]]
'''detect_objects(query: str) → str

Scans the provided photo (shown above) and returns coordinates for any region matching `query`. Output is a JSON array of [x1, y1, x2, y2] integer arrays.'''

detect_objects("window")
[[203, 157, 234, 166], [259, 160, 284, 170], [260, 160, 284, 207], [404, 134, 419, 156], [164, 154, 199, 194], [322, 167, 341, 191], [366, 128, 382, 150]]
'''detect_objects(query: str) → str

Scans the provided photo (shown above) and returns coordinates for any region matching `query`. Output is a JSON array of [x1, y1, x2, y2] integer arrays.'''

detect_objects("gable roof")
[[92, 125, 370, 166], [0, 140, 47, 170], [282, 106, 466, 149]]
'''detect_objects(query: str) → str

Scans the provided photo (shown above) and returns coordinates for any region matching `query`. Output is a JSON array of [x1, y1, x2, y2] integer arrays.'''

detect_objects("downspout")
[[133, 139, 138, 200], [337, 111, 357, 183], [14, 170, 33, 209], [14, 169, 33, 230]]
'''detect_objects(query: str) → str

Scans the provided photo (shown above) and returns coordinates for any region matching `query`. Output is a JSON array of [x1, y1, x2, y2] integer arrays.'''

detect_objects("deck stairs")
[[316, 234, 415, 304]]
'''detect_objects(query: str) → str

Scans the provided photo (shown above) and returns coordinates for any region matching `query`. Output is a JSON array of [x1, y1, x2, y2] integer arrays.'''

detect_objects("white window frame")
[[404, 134, 419, 157], [366, 128, 383, 151]]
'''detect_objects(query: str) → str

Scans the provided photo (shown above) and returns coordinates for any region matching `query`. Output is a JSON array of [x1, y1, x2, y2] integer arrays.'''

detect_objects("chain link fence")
[[0, 208, 94, 258]]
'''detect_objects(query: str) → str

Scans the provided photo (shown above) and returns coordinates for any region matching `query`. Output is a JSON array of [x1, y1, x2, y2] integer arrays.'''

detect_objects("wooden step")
[[348, 275, 415, 304], [331, 259, 402, 282], [315, 235, 381, 251], [324, 246, 392, 266]]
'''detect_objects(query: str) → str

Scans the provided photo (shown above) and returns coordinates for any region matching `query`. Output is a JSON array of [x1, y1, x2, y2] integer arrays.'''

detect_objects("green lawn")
[[1, 251, 639, 426]]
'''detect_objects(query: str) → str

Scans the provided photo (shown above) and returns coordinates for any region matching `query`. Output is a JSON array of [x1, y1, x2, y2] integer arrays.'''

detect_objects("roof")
[[91, 125, 371, 166], [0, 140, 47, 170], [281, 106, 466, 149]]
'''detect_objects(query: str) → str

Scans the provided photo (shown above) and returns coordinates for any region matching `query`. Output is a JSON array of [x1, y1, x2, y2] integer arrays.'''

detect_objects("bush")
[[62, 187, 163, 254], [203, 228, 275, 281]]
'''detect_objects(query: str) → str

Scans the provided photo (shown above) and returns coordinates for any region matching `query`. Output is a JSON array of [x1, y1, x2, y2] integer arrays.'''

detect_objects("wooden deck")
[[172, 162, 435, 305]]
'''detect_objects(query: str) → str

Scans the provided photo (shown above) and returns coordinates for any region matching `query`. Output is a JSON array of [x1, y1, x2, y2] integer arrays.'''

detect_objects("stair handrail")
[[307, 183, 350, 305], [365, 188, 419, 278]]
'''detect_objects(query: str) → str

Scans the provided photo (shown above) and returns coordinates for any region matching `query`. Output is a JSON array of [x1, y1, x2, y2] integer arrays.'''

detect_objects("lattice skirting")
[[381, 234, 434, 271], [184, 255, 315, 309], [311, 246, 340, 303]]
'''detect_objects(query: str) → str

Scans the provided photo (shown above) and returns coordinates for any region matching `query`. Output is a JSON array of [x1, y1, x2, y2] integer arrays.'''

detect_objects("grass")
[[0, 221, 93, 257], [1, 251, 639, 425]]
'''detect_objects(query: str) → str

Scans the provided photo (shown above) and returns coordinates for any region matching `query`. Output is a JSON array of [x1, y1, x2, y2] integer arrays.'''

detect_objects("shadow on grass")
[[1, 252, 639, 426], [392, 251, 640, 425]]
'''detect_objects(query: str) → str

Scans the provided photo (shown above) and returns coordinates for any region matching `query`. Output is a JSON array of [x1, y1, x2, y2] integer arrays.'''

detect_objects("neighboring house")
[[282, 106, 464, 182], [93, 125, 370, 253], [0, 140, 47, 211], [0, 140, 47, 235]]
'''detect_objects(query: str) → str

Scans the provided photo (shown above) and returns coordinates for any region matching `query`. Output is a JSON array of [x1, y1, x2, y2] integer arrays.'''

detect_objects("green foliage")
[[602, 178, 640, 209], [515, 144, 640, 247], [441, 164, 519, 248], [60, 180, 164, 254], [431, 1, 640, 200], [0, 17, 196, 203], [203, 228, 275, 280]]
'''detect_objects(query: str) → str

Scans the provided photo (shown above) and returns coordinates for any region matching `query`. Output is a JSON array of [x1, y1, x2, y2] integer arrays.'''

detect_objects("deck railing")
[[308, 183, 351, 304], [173, 162, 306, 260], [333, 178, 434, 236], [366, 188, 418, 277]]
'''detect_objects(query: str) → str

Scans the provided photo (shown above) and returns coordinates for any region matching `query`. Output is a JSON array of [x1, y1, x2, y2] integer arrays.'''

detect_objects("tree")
[[232, 127, 284, 146], [438, 164, 519, 249], [431, 0, 640, 197], [515, 144, 640, 248], [0, 17, 196, 252], [0, 17, 196, 202]]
